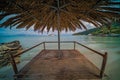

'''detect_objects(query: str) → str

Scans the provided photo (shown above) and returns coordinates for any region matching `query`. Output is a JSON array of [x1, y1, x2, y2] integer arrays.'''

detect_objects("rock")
[[0, 45, 10, 51], [0, 40, 23, 68]]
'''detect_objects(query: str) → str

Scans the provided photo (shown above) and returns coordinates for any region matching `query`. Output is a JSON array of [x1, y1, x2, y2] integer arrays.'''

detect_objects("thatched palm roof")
[[0, 0, 120, 32]]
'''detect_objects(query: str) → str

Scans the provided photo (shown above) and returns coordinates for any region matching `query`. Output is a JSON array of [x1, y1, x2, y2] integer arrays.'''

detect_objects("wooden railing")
[[75, 41, 107, 78], [7, 41, 107, 78], [14, 42, 43, 57]]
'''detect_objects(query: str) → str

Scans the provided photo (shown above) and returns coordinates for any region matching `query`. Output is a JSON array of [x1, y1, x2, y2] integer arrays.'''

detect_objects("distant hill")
[[73, 22, 120, 35], [73, 28, 100, 35]]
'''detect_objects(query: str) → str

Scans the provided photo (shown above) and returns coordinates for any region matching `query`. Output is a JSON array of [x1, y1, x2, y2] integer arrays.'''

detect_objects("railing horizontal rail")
[[75, 41, 104, 57], [14, 42, 43, 57], [44, 41, 75, 43]]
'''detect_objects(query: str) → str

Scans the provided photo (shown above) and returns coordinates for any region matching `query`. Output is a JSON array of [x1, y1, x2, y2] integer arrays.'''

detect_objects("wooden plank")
[[100, 52, 107, 78], [16, 50, 101, 80]]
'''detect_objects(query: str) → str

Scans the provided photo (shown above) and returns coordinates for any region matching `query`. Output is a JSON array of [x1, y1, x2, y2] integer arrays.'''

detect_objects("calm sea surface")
[[0, 35, 120, 80]]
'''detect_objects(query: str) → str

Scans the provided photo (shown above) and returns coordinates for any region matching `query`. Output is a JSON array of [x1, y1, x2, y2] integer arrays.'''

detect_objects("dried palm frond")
[[0, 0, 120, 32]]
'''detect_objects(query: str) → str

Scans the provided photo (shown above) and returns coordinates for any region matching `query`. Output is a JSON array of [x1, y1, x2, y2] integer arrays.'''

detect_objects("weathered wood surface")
[[16, 50, 101, 80]]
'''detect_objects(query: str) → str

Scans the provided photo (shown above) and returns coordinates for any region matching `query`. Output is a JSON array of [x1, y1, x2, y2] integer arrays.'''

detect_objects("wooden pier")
[[7, 41, 107, 80]]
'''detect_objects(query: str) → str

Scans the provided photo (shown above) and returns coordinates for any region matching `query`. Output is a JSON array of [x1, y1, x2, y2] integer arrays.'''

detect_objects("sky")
[[0, 22, 95, 36]]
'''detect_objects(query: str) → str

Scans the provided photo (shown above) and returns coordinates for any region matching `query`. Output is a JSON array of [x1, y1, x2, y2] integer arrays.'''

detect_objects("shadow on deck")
[[16, 50, 101, 80]]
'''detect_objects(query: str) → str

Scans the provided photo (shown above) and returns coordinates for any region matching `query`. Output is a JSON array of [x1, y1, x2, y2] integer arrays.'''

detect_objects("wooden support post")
[[8, 51, 18, 74], [100, 52, 107, 78], [43, 42, 46, 50], [74, 41, 76, 50]]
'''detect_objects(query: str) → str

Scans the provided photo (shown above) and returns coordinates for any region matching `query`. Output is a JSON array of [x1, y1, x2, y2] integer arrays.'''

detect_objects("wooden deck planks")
[[16, 50, 101, 80]]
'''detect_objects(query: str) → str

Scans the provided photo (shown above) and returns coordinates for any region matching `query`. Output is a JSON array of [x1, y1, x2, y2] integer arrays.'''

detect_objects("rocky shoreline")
[[0, 40, 23, 68]]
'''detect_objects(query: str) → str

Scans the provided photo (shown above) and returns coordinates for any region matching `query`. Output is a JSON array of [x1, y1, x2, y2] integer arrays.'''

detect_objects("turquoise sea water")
[[0, 35, 120, 80]]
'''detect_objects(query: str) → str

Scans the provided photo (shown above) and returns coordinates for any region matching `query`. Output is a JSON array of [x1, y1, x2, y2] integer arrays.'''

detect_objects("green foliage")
[[91, 24, 120, 35], [73, 22, 120, 35]]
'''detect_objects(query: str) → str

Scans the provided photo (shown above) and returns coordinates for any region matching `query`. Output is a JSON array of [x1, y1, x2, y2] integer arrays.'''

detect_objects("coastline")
[[73, 33, 120, 37]]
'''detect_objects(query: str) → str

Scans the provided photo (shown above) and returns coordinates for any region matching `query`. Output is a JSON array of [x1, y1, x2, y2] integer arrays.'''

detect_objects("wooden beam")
[[100, 52, 108, 78], [74, 41, 76, 50], [43, 42, 46, 50], [8, 51, 18, 74]]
